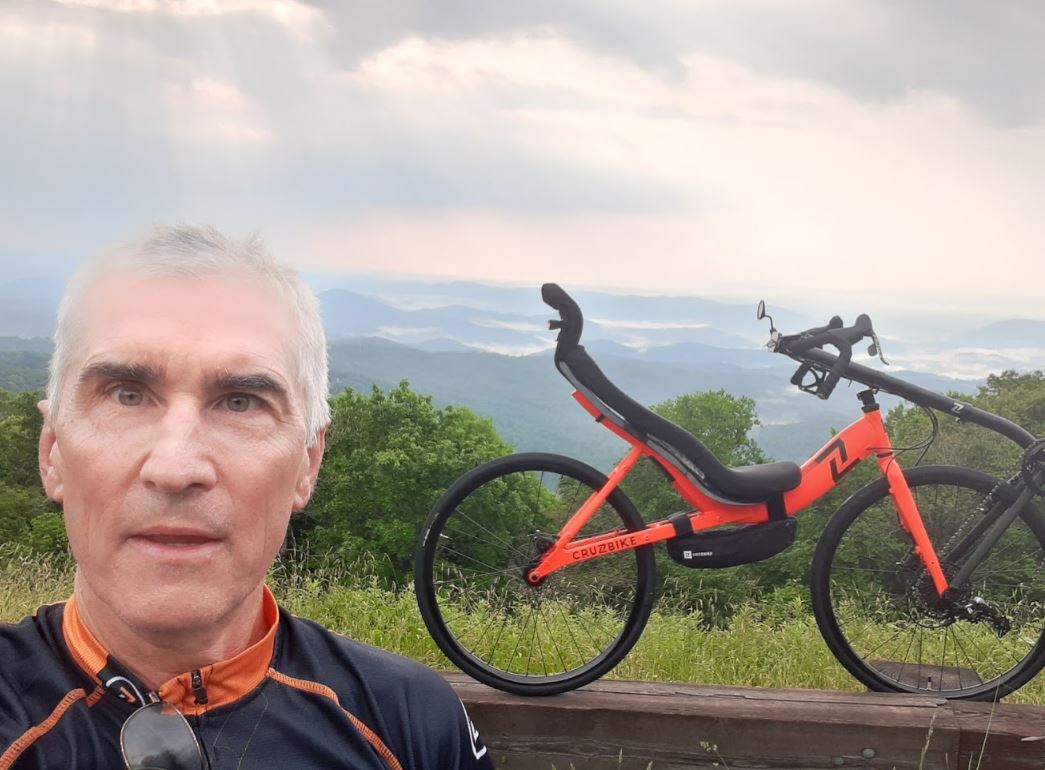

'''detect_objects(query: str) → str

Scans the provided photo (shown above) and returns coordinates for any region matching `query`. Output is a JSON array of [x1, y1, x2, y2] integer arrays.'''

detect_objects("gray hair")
[[48, 225, 330, 446]]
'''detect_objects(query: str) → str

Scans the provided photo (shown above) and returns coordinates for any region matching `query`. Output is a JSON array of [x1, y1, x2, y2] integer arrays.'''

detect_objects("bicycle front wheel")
[[414, 453, 656, 696], [812, 465, 1045, 700]]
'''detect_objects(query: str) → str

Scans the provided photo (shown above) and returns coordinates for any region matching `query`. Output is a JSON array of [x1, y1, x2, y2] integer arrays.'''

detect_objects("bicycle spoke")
[[524, 602, 539, 676], [436, 545, 512, 577], [451, 509, 534, 562], [484, 604, 513, 666], [538, 599, 573, 673], [420, 459, 653, 693], [555, 595, 589, 667], [822, 469, 1045, 699], [894, 628, 918, 686]]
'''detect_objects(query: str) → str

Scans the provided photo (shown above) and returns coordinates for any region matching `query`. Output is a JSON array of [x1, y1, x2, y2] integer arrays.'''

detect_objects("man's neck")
[[72, 573, 270, 691]]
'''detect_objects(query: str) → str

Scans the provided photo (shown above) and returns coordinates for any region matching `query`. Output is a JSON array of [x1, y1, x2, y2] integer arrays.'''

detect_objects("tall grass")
[[3, 550, 1043, 705], [0, 549, 73, 621]]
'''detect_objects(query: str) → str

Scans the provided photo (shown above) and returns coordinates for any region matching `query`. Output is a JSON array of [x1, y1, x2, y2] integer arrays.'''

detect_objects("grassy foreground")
[[3, 553, 1043, 705]]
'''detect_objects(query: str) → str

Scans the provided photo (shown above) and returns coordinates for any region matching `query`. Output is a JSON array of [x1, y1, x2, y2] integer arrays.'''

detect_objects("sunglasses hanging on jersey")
[[120, 700, 204, 770]]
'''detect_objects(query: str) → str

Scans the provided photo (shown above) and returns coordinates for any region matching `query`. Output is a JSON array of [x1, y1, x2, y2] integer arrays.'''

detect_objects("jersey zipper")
[[191, 669, 209, 705]]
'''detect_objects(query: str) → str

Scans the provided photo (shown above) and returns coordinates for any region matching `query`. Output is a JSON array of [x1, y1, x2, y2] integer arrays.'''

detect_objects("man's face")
[[39, 270, 324, 637]]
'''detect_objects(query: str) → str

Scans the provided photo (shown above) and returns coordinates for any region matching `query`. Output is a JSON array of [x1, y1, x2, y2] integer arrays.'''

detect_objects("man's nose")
[[139, 402, 218, 493]]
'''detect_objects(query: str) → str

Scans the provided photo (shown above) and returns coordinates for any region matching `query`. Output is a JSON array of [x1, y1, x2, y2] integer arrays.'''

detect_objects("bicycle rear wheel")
[[414, 452, 656, 696], [812, 465, 1045, 700]]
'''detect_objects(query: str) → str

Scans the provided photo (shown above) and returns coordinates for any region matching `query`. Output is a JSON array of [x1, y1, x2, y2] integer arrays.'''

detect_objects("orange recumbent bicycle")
[[414, 284, 1045, 700]]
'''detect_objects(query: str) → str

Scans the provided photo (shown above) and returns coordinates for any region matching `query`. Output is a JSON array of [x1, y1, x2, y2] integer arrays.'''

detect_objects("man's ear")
[[292, 426, 326, 511], [37, 400, 64, 503]]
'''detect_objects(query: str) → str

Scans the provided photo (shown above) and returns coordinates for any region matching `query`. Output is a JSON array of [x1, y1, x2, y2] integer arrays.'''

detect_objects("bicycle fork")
[[886, 453, 1026, 636], [880, 455, 950, 597]]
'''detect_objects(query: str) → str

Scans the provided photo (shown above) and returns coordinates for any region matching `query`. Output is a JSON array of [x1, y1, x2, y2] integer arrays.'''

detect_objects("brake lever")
[[867, 330, 889, 365]]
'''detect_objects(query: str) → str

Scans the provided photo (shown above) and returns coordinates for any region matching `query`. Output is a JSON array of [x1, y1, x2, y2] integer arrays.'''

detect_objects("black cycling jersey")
[[0, 588, 494, 769]]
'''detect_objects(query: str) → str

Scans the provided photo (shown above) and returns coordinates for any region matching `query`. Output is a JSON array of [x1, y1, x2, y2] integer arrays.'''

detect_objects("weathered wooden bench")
[[446, 674, 1045, 770]]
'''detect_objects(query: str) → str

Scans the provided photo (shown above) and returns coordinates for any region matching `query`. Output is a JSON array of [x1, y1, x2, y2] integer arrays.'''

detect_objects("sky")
[[2, 0, 1044, 317]]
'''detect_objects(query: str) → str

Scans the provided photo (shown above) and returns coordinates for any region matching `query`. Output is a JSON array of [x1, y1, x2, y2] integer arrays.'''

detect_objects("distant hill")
[[960, 320, 1045, 350], [325, 336, 976, 468], [0, 352, 49, 392], [0, 274, 1021, 467], [0, 337, 51, 354]]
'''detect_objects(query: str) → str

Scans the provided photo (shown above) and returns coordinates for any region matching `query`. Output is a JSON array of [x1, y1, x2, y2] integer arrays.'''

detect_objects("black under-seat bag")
[[666, 518, 797, 569]]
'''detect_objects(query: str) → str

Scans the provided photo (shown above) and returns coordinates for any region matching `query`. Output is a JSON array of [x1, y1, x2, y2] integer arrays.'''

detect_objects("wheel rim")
[[425, 464, 649, 687], [826, 475, 1045, 697]]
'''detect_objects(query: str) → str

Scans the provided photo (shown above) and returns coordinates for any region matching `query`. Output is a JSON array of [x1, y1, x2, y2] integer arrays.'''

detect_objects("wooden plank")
[[951, 700, 1045, 770], [445, 675, 1045, 770]]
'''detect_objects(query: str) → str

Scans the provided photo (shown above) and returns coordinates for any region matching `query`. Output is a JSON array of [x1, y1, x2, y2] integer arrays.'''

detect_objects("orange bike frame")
[[525, 391, 949, 597]]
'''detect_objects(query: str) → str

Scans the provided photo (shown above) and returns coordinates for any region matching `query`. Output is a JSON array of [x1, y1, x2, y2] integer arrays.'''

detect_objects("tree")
[[611, 390, 793, 621], [977, 370, 1045, 436], [0, 389, 60, 553], [0, 389, 45, 490], [295, 381, 512, 582], [883, 370, 1045, 477], [620, 390, 768, 521]]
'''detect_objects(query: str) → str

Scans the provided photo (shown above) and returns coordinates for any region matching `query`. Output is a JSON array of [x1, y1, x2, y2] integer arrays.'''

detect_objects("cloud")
[[50, 0, 325, 39], [351, 34, 673, 108], [374, 325, 439, 338], [472, 319, 544, 332], [296, 34, 1045, 315], [591, 319, 709, 331], [462, 340, 554, 356], [0, 15, 96, 50], [166, 77, 273, 144], [312, 0, 1045, 125], [1, 0, 1044, 323]]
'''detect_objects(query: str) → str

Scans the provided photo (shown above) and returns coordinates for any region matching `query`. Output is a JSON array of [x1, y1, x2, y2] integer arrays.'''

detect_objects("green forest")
[[2, 370, 1043, 624]]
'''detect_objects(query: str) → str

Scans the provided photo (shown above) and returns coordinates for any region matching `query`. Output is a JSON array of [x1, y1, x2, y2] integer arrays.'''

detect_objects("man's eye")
[[109, 386, 144, 407], [224, 394, 260, 413]]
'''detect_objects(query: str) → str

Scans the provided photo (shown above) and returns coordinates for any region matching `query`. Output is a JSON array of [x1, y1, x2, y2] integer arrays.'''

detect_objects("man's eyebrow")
[[77, 361, 163, 387], [213, 372, 290, 401]]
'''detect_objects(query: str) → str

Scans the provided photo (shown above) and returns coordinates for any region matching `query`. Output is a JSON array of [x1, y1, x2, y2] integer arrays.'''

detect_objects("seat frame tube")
[[526, 390, 949, 597]]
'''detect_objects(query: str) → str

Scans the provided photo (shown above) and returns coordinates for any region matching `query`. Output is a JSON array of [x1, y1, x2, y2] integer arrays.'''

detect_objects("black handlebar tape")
[[817, 335, 852, 399], [780, 313, 874, 400], [800, 316, 844, 336], [838, 313, 873, 345], [540, 283, 583, 350], [784, 329, 835, 355]]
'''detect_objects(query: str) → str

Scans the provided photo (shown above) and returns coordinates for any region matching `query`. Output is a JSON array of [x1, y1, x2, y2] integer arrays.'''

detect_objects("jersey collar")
[[62, 586, 280, 715]]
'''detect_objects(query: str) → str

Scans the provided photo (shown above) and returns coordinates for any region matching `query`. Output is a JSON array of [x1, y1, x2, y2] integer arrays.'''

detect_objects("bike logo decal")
[[460, 700, 488, 760], [572, 533, 639, 560], [683, 550, 713, 559], [815, 438, 856, 483], [104, 675, 145, 706], [951, 402, 966, 416]]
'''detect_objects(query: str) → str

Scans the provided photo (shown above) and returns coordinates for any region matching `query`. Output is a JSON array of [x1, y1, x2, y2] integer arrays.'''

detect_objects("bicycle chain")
[[1020, 438, 1045, 497]]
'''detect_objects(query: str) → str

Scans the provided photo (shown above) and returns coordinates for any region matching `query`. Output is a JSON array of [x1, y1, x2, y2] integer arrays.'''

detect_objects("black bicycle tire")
[[414, 452, 657, 696], [811, 464, 1045, 700]]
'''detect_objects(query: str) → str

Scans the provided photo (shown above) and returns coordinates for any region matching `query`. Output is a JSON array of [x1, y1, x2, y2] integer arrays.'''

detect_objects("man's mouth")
[[140, 533, 214, 545], [129, 528, 223, 556]]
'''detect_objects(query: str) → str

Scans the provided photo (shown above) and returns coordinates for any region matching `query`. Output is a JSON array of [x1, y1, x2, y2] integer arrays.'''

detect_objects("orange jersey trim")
[[61, 598, 108, 683], [159, 589, 280, 714], [266, 668, 403, 770], [0, 686, 104, 770], [63, 587, 281, 714]]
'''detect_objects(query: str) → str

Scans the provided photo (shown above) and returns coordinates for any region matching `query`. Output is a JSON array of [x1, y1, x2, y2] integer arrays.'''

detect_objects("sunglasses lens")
[[120, 701, 204, 770]]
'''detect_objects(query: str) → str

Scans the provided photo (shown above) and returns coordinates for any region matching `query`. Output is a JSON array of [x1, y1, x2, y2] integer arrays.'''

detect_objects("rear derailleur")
[[949, 595, 1012, 637]]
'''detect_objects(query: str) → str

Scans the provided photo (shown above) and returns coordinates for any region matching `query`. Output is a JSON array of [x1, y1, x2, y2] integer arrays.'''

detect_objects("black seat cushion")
[[561, 346, 801, 502]]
